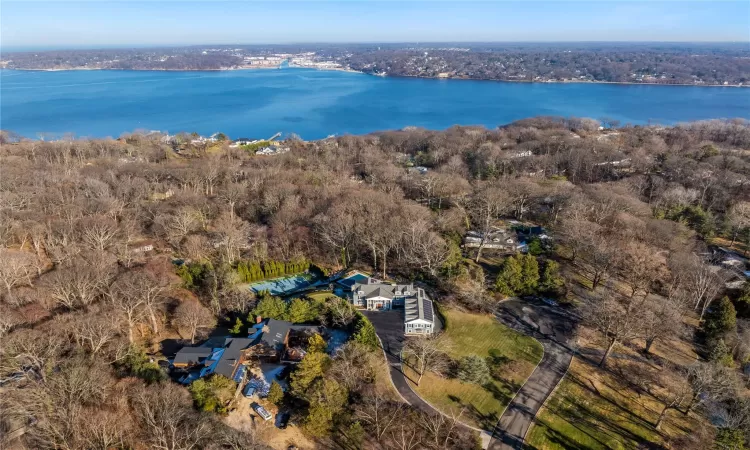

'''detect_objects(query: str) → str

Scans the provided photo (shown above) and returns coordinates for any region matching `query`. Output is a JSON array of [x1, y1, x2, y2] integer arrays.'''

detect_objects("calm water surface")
[[1, 68, 748, 139]]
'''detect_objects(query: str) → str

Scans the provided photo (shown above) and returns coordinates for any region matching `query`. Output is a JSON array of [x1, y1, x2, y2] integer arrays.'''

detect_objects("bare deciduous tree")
[[79, 215, 120, 251], [354, 386, 403, 442], [466, 184, 512, 262], [0, 249, 38, 297], [174, 300, 216, 344], [402, 334, 450, 386], [130, 382, 213, 450], [581, 295, 641, 368], [685, 362, 737, 415]]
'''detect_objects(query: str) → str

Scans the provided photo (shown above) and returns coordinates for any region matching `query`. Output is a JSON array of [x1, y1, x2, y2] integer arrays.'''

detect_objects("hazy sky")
[[2, 1, 749, 50]]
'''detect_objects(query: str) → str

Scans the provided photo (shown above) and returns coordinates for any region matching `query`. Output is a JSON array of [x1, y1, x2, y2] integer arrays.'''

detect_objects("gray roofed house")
[[349, 280, 416, 310], [172, 318, 324, 385], [212, 337, 256, 379], [404, 288, 435, 335], [340, 272, 435, 335], [172, 347, 213, 368]]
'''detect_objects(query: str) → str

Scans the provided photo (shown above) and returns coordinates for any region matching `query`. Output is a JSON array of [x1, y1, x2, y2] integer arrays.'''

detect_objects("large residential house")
[[172, 336, 255, 384], [171, 318, 321, 384], [336, 271, 436, 335], [350, 280, 418, 311]]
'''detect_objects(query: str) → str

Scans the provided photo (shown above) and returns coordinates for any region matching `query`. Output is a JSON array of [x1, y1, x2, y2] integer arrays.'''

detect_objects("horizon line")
[[2, 40, 749, 54]]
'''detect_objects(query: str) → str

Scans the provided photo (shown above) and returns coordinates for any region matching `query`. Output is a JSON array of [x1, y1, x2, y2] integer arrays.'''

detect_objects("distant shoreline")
[[1, 66, 746, 88], [370, 72, 749, 88], [0, 65, 363, 74]]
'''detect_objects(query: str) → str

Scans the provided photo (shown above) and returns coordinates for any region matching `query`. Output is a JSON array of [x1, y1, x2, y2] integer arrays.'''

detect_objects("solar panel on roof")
[[422, 299, 434, 322]]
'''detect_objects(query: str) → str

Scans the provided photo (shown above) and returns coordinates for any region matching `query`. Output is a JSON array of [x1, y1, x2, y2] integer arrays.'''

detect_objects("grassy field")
[[526, 357, 701, 450], [404, 308, 543, 430], [304, 290, 337, 301]]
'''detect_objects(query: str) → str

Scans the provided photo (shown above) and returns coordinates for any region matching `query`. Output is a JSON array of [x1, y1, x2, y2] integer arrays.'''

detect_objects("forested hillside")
[[1, 117, 749, 449]]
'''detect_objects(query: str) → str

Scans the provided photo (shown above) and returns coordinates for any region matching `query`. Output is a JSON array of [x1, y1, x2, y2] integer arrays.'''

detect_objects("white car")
[[252, 403, 272, 421]]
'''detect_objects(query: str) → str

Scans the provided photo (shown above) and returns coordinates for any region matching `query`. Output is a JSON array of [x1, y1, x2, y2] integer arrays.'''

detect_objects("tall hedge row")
[[236, 259, 311, 283]]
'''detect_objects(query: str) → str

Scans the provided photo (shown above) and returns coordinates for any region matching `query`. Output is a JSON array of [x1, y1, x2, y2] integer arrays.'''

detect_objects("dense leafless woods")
[[1, 116, 750, 448]]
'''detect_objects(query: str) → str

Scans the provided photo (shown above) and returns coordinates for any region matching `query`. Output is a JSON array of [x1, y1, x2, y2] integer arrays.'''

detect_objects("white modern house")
[[337, 271, 436, 335], [404, 292, 435, 335]]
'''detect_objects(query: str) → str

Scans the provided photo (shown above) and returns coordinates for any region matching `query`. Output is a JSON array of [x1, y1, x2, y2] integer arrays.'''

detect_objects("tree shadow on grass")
[[528, 418, 600, 450], [482, 381, 512, 406], [558, 373, 664, 446]]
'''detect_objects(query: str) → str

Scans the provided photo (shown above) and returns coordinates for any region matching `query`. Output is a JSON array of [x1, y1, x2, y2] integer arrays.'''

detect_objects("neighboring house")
[[172, 318, 322, 384], [173, 337, 254, 384], [247, 317, 321, 364], [463, 228, 522, 253], [229, 138, 258, 148], [129, 240, 155, 254], [509, 150, 533, 158], [256, 146, 290, 156], [149, 189, 174, 201]]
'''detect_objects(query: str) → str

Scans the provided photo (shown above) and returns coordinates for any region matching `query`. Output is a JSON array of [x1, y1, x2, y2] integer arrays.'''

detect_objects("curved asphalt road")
[[488, 298, 578, 450], [363, 310, 450, 414], [365, 299, 577, 450]]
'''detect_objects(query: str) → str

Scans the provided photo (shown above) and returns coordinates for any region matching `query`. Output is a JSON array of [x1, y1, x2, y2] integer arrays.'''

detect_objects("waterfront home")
[[229, 138, 258, 148]]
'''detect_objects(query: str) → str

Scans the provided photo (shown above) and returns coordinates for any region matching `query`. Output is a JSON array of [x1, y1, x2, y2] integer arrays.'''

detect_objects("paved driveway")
[[364, 310, 492, 446], [488, 298, 578, 450], [362, 310, 435, 410]]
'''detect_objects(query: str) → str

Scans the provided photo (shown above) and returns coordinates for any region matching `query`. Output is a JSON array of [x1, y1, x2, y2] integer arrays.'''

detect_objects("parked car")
[[277, 412, 290, 429], [252, 403, 272, 421]]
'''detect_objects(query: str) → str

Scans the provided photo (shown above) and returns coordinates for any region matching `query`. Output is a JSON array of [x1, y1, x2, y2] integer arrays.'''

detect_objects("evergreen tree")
[[302, 378, 348, 437], [252, 263, 262, 281], [188, 375, 235, 414], [307, 333, 328, 354], [288, 298, 314, 324], [495, 256, 524, 297], [539, 260, 565, 294], [118, 345, 167, 383], [527, 238, 544, 256], [457, 355, 491, 384], [709, 339, 734, 367], [346, 422, 365, 450], [176, 265, 195, 288], [229, 317, 245, 336], [714, 427, 745, 450], [704, 296, 737, 337], [520, 254, 540, 295], [290, 351, 331, 397], [267, 380, 285, 405], [352, 314, 379, 350], [251, 295, 289, 321]]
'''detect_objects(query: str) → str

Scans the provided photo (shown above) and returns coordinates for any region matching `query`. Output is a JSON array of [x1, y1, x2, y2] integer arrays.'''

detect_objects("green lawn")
[[526, 359, 701, 450], [304, 290, 337, 301], [405, 308, 543, 430]]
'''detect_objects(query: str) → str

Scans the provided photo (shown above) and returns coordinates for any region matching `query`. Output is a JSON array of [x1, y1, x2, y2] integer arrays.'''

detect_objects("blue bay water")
[[1, 68, 748, 140]]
